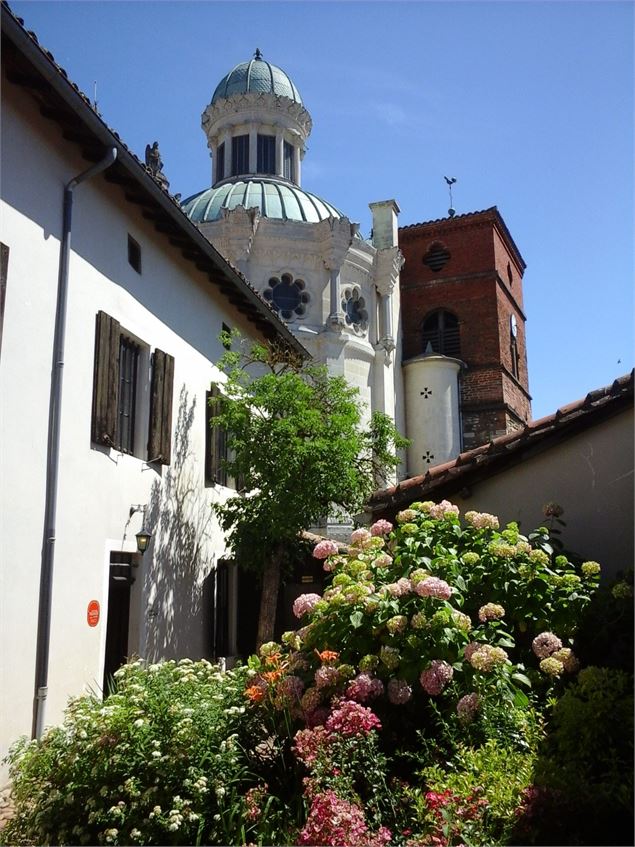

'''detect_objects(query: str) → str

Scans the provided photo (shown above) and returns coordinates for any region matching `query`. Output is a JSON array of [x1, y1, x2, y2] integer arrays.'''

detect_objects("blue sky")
[[11, 0, 634, 419]]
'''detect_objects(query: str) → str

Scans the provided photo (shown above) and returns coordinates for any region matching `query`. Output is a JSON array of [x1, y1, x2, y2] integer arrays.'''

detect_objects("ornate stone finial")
[[145, 141, 169, 189], [254, 48, 262, 60]]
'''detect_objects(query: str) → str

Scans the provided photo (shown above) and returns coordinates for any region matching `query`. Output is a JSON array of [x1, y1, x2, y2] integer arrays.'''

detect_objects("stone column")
[[224, 130, 233, 178], [249, 126, 258, 175], [294, 145, 302, 186], [317, 217, 354, 328], [275, 130, 284, 178]]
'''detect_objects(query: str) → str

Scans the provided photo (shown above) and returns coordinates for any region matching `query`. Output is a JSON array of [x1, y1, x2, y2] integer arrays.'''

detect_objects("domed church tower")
[[182, 51, 405, 453]]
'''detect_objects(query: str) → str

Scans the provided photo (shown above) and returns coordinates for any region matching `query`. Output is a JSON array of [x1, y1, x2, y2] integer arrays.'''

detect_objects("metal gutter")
[[34, 148, 118, 739]]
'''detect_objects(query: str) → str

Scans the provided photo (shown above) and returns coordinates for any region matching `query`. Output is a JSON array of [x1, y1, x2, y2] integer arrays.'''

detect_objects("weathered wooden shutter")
[[148, 349, 174, 464], [91, 311, 120, 447]]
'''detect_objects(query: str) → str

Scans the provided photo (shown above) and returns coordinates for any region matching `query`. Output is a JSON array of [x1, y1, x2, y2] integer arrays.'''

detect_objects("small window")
[[510, 338, 520, 379], [127, 235, 141, 274], [423, 242, 450, 273], [507, 262, 513, 286], [216, 142, 225, 182], [257, 134, 276, 174], [283, 141, 294, 181], [422, 310, 460, 357], [231, 134, 249, 176], [263, 273, 309, 321]]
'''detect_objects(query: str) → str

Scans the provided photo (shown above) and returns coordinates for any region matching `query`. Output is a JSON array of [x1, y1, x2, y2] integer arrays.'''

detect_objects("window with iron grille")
[[216, 142, 225, 182], [117, 336, 139, 454], [510, 337, 520, 379], [283, 141, 294, 181], [257, 134, 276, 174], [231, 134, 249, 176], [422, 310, 461, 357]]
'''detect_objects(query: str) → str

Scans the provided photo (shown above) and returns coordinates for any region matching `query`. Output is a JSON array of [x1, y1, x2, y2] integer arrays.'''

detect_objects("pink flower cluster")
[[420, 660, 454, 695], [293, 593, 321, 619], [325, 699, 382, 736], [373, 552, 394, 568], [532, 631, 563, 659], [346, 673, 384, 703], [464, 510, 500, 530], [478, 603, 505, 623], [387, 678, 412, 705], [312, 539, 339, 560], [315, 665, 339, 689], [297, 790, 391, 847], [293, 725, 331, 766], [414, 576, 453, 600], [350, 528, 372, 547], [457, 692, 480, 723], [385, 577, 411, 597], [467, 644, 508, 672], [244, 784, 268, 822], [370, 519, 393, 537], [427, 500, 460, 520]]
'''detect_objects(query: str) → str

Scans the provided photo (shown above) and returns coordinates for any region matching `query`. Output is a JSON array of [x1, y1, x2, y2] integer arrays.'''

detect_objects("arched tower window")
[[422, 310, 460, 357]]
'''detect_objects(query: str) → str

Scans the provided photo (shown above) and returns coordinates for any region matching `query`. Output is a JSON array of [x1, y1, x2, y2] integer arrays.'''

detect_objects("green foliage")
[[2, 660, 271, 847], [417, 738, 539, 846], [210, 336, 407, 572], [536, 666, 634, 803]]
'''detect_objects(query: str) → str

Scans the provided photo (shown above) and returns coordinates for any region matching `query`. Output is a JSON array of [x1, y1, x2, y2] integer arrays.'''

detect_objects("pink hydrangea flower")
[[315, 665, 339, 689], [325, 700, 382, 736], [387, 678, 412, 705], [350, 528, 372, 547], [464, 510, 500, 530], [457, 692, 480, 723], [428, 500, 460, 520], [274, 674, 305, 710], [368, 677, 385, 699], [419, 660, 454, 695], [346, 673, 375, 703], [532, 631, 563, 659], [293, 593, 321, 619], [386, 615, 408, 635], [312, 539, 339, 559], [370, 519, 393, 537], [464, 641, 482, 661], [478, 603, 505, 622], [373, 552, 394, 568], [414, 576, 453, 600], [468, 644, 508, 671], [304, 706, 330, 728], [385, 577, 411, 597]]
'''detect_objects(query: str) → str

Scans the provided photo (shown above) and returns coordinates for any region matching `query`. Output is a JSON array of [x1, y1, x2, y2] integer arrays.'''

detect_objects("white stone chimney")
[[369, 199, 400, 249]]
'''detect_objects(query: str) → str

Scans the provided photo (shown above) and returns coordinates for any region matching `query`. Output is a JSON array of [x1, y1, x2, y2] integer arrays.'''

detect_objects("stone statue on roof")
[[145, 141, 169, 189]]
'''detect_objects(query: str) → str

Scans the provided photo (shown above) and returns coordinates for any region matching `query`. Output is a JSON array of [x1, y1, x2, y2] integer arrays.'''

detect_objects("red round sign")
[[87, 600, 100, 627]]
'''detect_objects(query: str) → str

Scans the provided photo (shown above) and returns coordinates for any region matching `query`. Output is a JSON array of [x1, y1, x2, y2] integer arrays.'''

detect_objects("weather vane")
[[444, 176, 457, 217]]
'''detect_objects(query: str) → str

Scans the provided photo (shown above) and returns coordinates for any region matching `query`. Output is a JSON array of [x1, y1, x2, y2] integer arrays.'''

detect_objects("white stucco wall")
[[0, 78, 268, 770]]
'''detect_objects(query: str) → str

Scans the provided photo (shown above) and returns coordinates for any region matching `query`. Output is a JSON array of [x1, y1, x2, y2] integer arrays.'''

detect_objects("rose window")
[[263, 274, 309, 320], [342, 287, 368, 333]]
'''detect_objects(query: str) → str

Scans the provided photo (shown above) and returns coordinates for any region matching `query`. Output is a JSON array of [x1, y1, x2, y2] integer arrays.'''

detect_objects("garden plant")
[[4, 500, 630, 846]]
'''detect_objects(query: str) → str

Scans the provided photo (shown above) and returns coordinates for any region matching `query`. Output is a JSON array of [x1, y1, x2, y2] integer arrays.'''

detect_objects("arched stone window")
[[422, 310, 460, 357], [263, 274, 309, 321], [341, 287, 368, 334]]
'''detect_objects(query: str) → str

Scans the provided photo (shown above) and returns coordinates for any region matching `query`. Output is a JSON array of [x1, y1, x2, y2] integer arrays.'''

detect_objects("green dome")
[[211, 51, 302, 105], [182, 178, 343, 224]]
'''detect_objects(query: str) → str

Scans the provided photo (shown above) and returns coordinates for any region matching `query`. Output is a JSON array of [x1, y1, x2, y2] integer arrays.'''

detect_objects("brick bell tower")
[[399, 207, 531, 454]]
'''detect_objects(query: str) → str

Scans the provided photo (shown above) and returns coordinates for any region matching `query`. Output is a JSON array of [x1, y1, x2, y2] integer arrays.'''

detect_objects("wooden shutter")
[[205, 385, 227, 486], [91, 311, 120, 447], [148, 349, 174, 464]]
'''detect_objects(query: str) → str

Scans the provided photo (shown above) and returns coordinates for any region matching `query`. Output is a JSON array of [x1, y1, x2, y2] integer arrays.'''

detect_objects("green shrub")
[[2, 659, 269, 846]]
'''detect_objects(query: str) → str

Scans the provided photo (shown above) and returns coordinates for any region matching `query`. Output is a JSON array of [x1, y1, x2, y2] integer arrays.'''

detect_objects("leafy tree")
[[210, 334, 407, 646]]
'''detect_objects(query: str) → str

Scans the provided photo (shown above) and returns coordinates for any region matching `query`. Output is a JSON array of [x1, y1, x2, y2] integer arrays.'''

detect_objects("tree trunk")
[[256, 545, 282, 648]]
